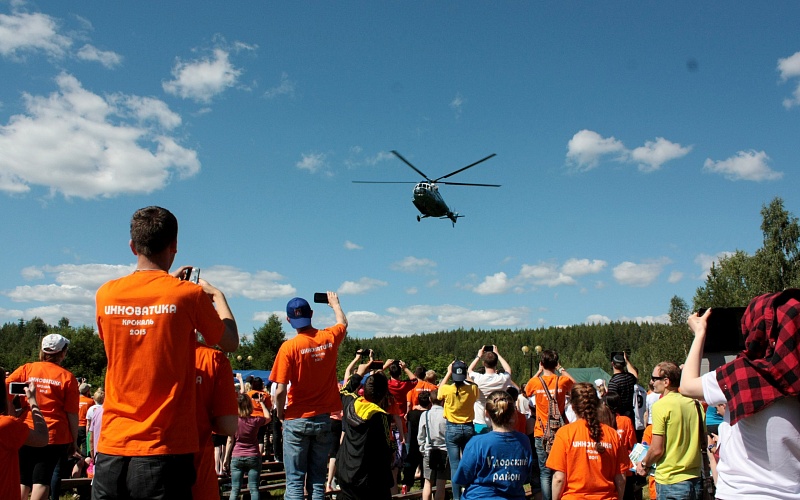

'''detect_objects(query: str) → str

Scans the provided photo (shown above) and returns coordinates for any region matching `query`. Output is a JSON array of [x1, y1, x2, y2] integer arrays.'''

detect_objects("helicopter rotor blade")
[[352, 181, 418, 184], [439, 181, 501, 187], [391, 150, 433, 182], [434, 153, 497, 182]]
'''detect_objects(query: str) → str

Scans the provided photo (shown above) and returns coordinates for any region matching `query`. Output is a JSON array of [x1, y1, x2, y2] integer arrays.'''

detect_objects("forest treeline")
[[2, 197, 798, 388]]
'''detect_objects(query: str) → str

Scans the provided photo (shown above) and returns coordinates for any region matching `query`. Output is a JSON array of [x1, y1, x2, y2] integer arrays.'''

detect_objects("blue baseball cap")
[[286, 297, 312, 329]]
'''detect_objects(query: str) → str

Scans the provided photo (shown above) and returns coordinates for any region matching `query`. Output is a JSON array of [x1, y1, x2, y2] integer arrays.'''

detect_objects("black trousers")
[[91, 453, 195, 500]]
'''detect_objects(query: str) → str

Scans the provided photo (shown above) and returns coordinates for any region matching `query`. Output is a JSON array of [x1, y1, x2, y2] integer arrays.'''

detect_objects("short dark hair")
[[364, 372, 388, 403], [388, 361, 402, 378], [540, 349, 559, 371], [418, 390, 431, 409], [482, 351, 498, 369], [130, 206, 178, 256], [252, 377, 264, 391], [414, 366, 426, 380]]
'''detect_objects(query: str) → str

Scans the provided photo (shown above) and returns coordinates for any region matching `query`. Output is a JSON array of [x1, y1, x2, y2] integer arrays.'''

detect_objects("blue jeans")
[[445, 421, 474, 500], [230, 456, 261, 500], [656, 477, 702, 500], [283, 414, 332, 500], [534, 437, 554, 500]]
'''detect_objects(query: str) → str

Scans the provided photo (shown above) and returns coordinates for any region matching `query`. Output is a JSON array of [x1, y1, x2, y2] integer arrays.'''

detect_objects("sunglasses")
[[650, 376, 667, 381]]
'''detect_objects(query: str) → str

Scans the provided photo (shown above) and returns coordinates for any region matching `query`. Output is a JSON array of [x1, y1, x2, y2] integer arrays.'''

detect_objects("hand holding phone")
[[9, 382, 27, 395]]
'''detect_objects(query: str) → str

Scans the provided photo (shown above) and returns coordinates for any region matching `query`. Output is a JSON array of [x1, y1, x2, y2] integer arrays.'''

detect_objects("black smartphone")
[[181, 267, 192, 281], [698, 307, 747, 353], [181, 267, 200, 283], [370, 360, 385, 370], [313, 292, 329, 304], [356, 348, 373, 357], [9, 382, 27, 395], [483, 345, 493, 352]]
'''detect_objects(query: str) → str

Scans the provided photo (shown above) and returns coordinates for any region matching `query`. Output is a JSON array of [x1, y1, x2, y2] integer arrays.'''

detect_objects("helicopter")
[[353, 150, 499, 226]]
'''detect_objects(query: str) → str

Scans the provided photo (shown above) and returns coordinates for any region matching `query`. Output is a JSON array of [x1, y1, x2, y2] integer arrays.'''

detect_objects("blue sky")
[[1, 1, 799, 338]]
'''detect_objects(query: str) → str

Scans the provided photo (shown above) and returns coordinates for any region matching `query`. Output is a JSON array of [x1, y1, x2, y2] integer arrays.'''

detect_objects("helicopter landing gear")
[[417, 215, 421, 222]]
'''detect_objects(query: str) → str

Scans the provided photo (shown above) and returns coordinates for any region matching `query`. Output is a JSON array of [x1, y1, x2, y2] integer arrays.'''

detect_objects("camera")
[[251, 393, 261, 401], [9, 382, 27, 395], [369, 360, 385, 370], [313, 292, 329, 304], [356, 348, 373, 357], [483, 345, 494, 352]]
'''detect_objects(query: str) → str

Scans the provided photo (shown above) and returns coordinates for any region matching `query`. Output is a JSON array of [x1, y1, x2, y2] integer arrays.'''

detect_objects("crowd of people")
[[2, 205, 799, 500]]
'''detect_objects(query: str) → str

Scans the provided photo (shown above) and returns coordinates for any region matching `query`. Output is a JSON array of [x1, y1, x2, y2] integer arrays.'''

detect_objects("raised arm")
[[23, 383, 49, 447], [468, 346, 484, 372], [200, 279, 239, 352], [328, 291, 347, 328], [624, 351, 638, 380], [495, 346, 512, 374], [681, 309, 711, 400], [343, 352, 363, 387]]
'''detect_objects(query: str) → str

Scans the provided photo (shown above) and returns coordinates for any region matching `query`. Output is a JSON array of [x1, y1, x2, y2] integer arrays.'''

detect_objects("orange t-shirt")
[[247, 389, 272, 419], [407, 380, 438, 409], [614, 415, 636, 475], [642, 424, 656, 499], [96, 270, 225, 456], [1, 415, 30, 498], [270, 324, 346, 420], [78, 395, 95, 427], [545, 420, 626, 500], [193, 344, 238, 500], [7, 361, 79, 445], [524, 374, 574, 437]]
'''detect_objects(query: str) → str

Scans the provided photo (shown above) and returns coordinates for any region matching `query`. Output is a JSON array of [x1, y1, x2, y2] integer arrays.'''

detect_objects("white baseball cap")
[[42, 334, 70, 353]]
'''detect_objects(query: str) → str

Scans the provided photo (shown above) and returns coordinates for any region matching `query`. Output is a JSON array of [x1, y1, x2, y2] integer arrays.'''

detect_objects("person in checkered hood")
[[681, 290, 800, 500]]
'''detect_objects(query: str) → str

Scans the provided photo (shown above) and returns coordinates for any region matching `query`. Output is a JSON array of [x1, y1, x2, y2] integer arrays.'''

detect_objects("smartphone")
[[251, 393, 261, 401], [483, 345, 493, 352], [357, 348, 373, 357], [698, 307, 746, 353], [181, 267, 200, 283], [370, 360, 385, 370], [313, 292, 329, 304], [9, 382, 27, 395]]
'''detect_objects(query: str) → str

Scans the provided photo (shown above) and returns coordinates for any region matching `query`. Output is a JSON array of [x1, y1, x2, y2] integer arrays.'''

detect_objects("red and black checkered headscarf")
[[716, 289, 800, 426]]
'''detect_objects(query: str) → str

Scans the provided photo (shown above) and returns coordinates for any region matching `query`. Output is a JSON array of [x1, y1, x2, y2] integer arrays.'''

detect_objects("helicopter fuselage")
[[412, 182, 449, 217]]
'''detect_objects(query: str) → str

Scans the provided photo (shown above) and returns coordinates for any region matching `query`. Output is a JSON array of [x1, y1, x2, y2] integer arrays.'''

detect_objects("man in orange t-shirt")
[[193, 344, 238, 500], [523, 349, 575, 500], [272, 292, 347, 500], [94, 206, 239, 500], [77, 383, 94, 455]]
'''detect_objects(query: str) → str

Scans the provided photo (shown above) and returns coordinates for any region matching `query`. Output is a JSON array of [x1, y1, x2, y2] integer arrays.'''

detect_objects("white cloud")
[[163, 48, 241, 103], [295, 152, 327, 174], [390, 256, 437, 274], [560, 258, 607, 276], [6, 284, 94, 304], [0, 304, 95, 326], [778, 51, 800, 108], [345, 149, 395, 169], [473, 272, 512, 295], [338, 277, 388, 295], [0, 11, 71, 59], [629, 138, 692, 172], [667, 271, 683, 284], [567, 130, 689, 172], [344, 240, 363, 250], [347, 304, 530, 337], [24, 263, 133, 289], [0, 73, 199, 198], [76, 44, 122, 68], [519, 263, 576, 287], [450, 93, 464, 118], [585, 314, 611, 325], [612, 259, 669, 287], [694, 252, 734, 279], [406, 287, 418, 295], [202, 265, 296, 300], [566, 129, 626, 171], [264, 72, 295, 99], [703, 150, 782, 182]]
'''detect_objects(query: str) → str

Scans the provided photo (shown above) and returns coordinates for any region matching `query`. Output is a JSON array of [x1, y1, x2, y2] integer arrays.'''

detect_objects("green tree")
[[250, 314, 286, 370], [668, 296, 690, 327], [694, 197, 800, 309]]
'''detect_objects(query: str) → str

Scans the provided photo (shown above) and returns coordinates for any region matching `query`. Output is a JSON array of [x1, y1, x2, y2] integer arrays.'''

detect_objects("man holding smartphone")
[[271, 292, 348, 500], [93, 206, 239, 500]]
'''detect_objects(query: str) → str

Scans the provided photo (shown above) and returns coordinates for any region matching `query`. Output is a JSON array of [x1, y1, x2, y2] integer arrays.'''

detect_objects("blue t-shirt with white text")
[[453, 430, 533, 500]]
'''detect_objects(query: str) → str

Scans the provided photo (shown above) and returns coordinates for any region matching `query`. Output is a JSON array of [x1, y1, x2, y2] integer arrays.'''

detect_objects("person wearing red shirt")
[[272, 292, 347, 500], [94, 206, 239, 500]]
